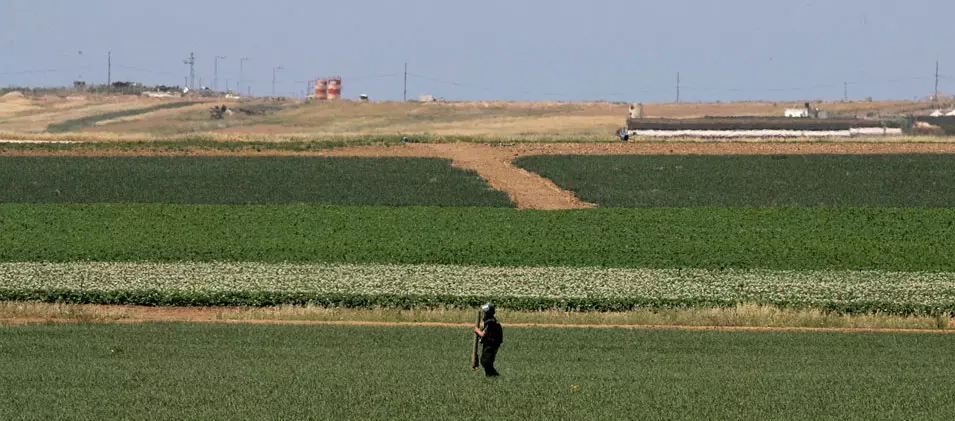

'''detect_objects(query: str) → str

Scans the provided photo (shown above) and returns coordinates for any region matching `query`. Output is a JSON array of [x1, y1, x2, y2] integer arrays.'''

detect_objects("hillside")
[[0, 92, 940, 141]]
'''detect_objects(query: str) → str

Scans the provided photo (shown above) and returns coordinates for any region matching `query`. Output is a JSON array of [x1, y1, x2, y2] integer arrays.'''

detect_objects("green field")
[[2, 205, 951, 271], [514, 154, 955, 208], [3, 143, 953, 416], [0, 157, 513, 207], [1, 323, 953, 420]]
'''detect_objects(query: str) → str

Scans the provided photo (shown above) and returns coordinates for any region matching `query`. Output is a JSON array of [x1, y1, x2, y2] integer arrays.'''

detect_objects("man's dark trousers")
[[480, 345, 499, 377]]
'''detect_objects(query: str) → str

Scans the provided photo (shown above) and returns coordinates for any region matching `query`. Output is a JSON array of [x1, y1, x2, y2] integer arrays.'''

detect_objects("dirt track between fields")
[[1, 305, 953, 334], [6, 141, 955, 209]]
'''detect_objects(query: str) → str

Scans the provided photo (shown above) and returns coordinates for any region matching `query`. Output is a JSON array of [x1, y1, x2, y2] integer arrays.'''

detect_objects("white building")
[[784, 108, 810, 118]]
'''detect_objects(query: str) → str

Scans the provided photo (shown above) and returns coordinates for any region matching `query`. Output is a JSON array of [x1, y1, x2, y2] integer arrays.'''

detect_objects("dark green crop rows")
[[2, 204, 953, 271], [46, 102, 197, 132], [0, 156, 513, 207], [515, 154, 955, 208], [3, 290, 950, 316]]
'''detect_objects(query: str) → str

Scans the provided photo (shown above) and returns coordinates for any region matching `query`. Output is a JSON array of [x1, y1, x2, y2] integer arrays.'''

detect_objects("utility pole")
[[272, 65, 283, 96], [183, 52, 195, 90], [676, 72, 681, 103], [214, 56, 227, 92], [403, 62, 408, 102], [107, 51, 111, 88], [239, 57, 250, 94], [225, 79, 229, 93], [844, 81, 848, 101], [935, 60, 940, 106]]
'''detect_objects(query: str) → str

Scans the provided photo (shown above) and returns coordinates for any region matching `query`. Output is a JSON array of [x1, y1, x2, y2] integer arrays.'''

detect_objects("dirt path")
[[6, 141, 955, 209], [416, 143, 594, 210], [316, 143, 595, 209], [2, 305, 953, 334]]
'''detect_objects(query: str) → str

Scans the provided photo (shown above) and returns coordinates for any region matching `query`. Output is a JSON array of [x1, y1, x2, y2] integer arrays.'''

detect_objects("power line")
[[214, 55, 227, 92], [239, 57, 251, 95], [681, 76, 935, 95], [183, 52, 195, 90], [112, 64, 181, 78], [2, 60, 946, 101], [408, 72, 686, 98], [0, 66, 94, 76], [683, 83, 840, 93]]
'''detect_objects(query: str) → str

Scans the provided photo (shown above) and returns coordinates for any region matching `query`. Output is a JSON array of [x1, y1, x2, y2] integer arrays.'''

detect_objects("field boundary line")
[[3, 317, 954, 334]]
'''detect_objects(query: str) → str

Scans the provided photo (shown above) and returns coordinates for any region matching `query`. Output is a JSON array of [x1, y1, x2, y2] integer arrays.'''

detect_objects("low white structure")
[[142, 91, 177, 98], [931, 110, 944, 117], [784, 108, 810, 118], [849, 127, 904, 136], [630, 129, 851, 138], [947, 109, 955, 116], [629, 128, 902, 139]]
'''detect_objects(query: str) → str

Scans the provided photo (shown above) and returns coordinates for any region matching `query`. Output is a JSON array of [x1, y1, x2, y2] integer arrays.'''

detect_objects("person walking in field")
[[474, 303, 504, 377]]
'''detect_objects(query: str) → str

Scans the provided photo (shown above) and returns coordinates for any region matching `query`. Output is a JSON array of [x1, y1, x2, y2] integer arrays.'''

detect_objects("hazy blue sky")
[[2, 0, 953, 102]]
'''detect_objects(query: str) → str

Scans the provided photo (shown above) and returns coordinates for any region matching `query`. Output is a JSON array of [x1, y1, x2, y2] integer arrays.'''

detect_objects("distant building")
[[784, 108, 810, 118], [785, 102, 828, 118]]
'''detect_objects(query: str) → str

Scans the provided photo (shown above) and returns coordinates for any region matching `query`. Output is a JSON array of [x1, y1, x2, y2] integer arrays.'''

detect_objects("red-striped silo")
[[327, 76, 342, 100], [314, 78, 328, 100]]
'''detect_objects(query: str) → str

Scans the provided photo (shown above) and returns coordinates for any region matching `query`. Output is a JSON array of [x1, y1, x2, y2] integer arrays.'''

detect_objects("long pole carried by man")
[[470, 308, 482, 371]]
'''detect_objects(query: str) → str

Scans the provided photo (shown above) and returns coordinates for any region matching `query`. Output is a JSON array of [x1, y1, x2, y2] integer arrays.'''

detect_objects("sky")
[[1, 0, 953, 102]]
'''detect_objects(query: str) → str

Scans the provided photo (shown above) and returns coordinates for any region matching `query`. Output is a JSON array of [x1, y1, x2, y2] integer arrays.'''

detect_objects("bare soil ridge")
[[2, 305, 953, 334]]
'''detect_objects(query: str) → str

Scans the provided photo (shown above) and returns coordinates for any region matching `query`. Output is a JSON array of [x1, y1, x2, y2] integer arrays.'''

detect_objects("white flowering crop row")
[[2, 261, 955, 314]]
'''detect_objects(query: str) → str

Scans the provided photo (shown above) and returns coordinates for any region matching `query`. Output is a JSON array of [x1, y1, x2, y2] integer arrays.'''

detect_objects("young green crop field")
[[0, 157, 513, 207], [1, 323, 953, 420], [2, 205, 951, 271], [2, 152, 954, 318], [514, 154, 955, 208], [3, 204, 954, 315], [2, 146, 953, 416]]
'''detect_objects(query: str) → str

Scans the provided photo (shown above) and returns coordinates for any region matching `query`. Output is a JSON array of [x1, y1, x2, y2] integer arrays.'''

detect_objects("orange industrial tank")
[[327, 76, 342, 100], [314, 78, 328, 100]]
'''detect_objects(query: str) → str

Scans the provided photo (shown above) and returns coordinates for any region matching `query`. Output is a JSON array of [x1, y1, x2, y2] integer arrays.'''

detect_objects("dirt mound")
[[1, 91, 24, 99]]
